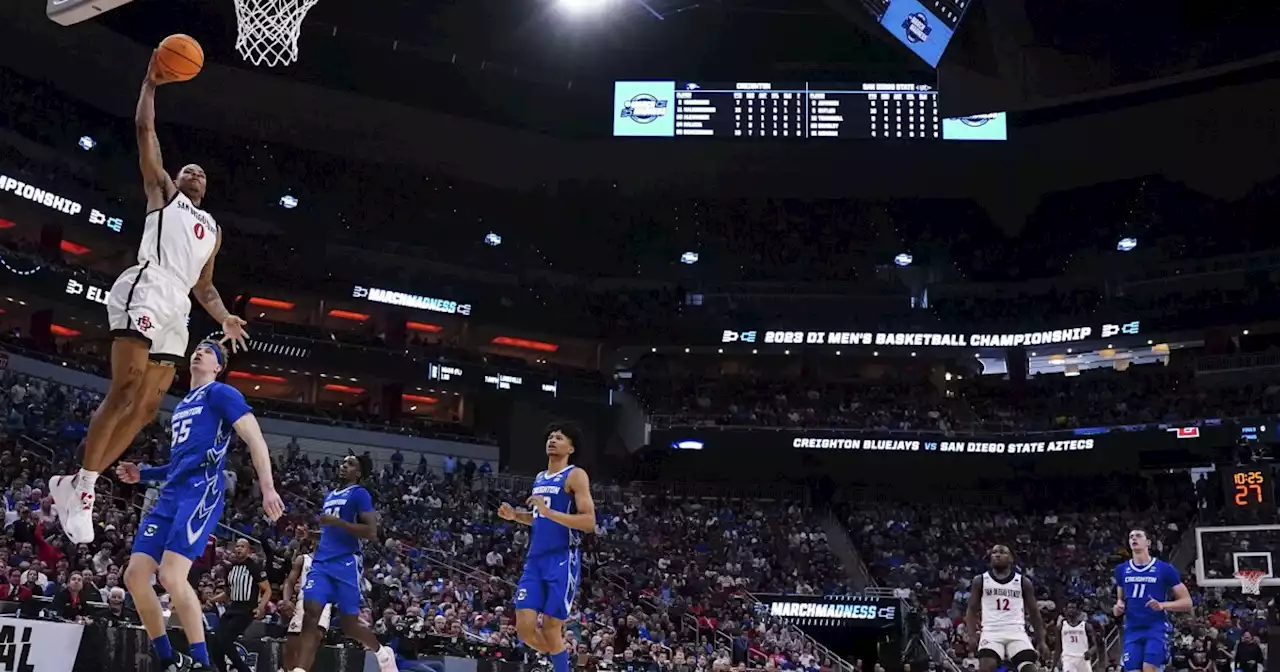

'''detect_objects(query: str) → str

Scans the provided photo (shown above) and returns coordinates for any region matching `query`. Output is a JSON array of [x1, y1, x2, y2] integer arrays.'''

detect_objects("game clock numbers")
[[1224, 467, 1274, 509]]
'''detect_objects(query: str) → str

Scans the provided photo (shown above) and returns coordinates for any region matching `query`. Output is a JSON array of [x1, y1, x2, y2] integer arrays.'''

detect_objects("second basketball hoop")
[[232, 0, 320, 67]]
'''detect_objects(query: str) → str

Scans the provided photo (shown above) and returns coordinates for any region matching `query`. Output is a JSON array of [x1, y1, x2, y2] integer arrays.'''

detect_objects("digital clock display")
[[1224, 467, 1274, 509]]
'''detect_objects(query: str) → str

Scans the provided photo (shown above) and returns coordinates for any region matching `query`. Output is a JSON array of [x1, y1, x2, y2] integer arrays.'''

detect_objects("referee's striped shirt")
[[226, 557, 267, 612]]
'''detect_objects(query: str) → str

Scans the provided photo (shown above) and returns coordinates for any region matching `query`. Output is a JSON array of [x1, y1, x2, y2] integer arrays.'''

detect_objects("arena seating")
[[9, 361, 1262, 672], [639, 363, 1280, 433], [2, 366, 855, 671]]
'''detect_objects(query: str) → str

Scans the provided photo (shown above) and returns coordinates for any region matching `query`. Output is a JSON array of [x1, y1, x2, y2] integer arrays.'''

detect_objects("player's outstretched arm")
[[496, 502, 534, 526], [528, 468, 597, 533], [136, 53, 177, 211], [231, 412, 284, 520], [964, 575, 982, 645], [193, 230, 250, 353], [115, 461, 169, 484], [1023, 576, 1049, 658]]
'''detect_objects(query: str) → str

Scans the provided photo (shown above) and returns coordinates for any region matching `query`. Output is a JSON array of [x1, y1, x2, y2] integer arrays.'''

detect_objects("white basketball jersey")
[[980, 571, 1026, 634], [298, 552, 313, 595], [138, 191, 218, 289], [1061, 619, 1089, 656]]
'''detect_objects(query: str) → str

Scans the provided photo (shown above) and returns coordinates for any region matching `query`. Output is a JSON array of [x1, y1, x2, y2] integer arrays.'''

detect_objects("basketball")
[[156, 34, 204, 82]]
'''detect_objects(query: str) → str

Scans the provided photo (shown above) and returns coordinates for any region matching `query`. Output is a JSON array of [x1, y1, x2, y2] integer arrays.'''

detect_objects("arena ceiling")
[[98, 0, 1280, 110]]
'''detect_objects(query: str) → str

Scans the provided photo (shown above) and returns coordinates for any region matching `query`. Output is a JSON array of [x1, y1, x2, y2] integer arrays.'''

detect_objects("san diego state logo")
[[902, 12, 932, 43], [136, 315, 154, 332], [620, 94, 669, 124]]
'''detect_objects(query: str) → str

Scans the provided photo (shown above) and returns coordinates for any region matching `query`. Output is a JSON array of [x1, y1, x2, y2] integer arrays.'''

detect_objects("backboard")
[[47, 0, 134, 27], [1194, 524, 1280, 589]]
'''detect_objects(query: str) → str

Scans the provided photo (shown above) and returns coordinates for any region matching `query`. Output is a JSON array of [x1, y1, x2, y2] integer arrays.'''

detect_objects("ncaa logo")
[[902, 12, 932, 43], [620, 94, 669, 124], [960, 113, 998, 127]]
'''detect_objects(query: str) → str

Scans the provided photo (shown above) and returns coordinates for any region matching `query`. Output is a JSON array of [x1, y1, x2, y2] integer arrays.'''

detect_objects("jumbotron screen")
[[860, 0, 973, 67], [613, 81, 1006, 141]]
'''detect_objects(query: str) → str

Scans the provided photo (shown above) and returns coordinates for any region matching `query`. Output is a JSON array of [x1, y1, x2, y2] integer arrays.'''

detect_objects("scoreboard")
[[613, 81, 1006, 141]]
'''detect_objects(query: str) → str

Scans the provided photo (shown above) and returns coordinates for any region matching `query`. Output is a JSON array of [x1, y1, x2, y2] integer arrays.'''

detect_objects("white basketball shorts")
[[1061, 654, 1092, 672], [287, 593, 331, 633], [107, 262, 192, 363], [978, 631, 1035, 662]]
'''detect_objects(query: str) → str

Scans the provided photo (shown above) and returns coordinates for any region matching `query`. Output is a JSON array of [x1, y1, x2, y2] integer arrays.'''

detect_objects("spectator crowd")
[[3, 362, 1277, 672]]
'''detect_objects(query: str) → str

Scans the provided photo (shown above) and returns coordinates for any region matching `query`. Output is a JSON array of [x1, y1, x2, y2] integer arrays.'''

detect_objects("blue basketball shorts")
[[1122, 629, 1170, 670], [304, 557, 364, 616], [132, 481, 224, 563], [514, 548, 580, 620]]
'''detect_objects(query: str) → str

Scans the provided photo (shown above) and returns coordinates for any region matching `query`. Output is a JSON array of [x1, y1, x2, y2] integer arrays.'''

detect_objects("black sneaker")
[[164, 653, 211, 672]]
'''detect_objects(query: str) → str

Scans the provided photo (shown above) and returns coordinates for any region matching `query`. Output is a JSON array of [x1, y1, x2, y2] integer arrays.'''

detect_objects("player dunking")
[[49, 50, 250, 544], [1114, 529, 1192, 672], [1054, 601, 1100, 672], [966, 545, 1049, 672], [497, 423, 597, 672], [287, 456, 397, 672], [116, 341, 284, 671]]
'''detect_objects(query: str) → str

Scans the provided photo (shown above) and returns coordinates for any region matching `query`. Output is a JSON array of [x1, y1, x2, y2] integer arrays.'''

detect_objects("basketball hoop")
[[1237, 569, 1266, 595], [232, 0, 320, 67]]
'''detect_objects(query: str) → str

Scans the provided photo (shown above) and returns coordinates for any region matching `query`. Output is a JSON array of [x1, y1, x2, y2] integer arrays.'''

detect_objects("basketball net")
[[232, 0, 320, 67], [1236, 569, 1266, 595]]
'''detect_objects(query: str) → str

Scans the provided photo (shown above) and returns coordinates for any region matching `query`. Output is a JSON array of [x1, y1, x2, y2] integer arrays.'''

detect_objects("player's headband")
[[199, 341, 225, 367]]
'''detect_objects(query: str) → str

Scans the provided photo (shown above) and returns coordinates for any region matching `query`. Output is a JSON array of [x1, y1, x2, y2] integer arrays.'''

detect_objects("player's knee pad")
[[1015, 661, 1038, 672]]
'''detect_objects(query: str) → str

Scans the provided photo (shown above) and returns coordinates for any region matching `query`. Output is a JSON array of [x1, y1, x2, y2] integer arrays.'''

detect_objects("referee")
[[212, 538, 270, 672]]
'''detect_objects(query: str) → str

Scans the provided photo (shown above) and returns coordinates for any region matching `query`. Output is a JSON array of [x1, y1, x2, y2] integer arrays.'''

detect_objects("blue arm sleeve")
[[209, 383, 253, 425], [139, 464, 169, 483]]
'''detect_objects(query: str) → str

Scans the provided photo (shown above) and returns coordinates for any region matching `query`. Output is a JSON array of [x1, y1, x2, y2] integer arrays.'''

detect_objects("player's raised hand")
[[1145, 598, 1164, 611], [115, 462, 141, 484], [497, 502, 517, 521], [221, 315, 250, 353], [261, 485, 285, 522], [144, 51, 170, 87]]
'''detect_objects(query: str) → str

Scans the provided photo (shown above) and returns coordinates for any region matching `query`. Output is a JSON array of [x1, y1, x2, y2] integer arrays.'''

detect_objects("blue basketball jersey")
[[314, 485, 373, 563], [1115, 558, 1181, 632], [162, 381, 251, 495], [528, 465, 580, 557]]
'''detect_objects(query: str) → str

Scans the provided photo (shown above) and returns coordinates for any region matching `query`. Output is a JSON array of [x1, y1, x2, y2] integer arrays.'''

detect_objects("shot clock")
[[1224, 466, 1274, 510]]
